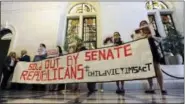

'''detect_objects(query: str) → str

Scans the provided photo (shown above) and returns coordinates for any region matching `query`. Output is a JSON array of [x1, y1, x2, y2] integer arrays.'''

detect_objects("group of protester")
[[0, 20, 167, 95], [0, 44, 65, 91], [102, 20, 167, 95], [0, 50, 29, 90]]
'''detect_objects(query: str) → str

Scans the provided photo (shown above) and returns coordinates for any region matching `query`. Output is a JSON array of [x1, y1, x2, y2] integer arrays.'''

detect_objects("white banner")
[[12, 39, 156, 84]]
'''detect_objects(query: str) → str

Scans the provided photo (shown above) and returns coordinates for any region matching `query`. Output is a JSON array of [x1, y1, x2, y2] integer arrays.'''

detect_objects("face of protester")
[[68, 45, 76, 53], [140, 21, 148, 27], [12, 53, 16, 58], [40, 44, 46, 49], [142, 27, 151, 35], [40, 44, 43, 48], [21, 50, 26, 56], [140, 21, 151, 37], [113, 32, 121, 43]]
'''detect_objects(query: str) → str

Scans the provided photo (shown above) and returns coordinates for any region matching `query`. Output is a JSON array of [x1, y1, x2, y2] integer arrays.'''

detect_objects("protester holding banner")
[[33, 43, 47, 62], [76, 40, 97, 93], [49, 46, 64, 91], [1, 52, 17, 90], [66, 43, 80, 92], [19, 50, 30, 62], [32, 43, 47, 91], [56, 46, 65, 91], [139, 20, 167, 94], [98, 37, 115, 92], [73, 41, 84, 92], [57, 46, 63, 56], [113, 32, 125, 94], [11, 37, 157, 94], [98, 37, 114, 92], [17, 50, 30, 90]]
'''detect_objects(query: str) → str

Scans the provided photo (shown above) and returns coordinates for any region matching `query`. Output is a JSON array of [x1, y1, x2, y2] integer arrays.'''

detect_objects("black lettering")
[[137, 66, 140, 73], [145, 63, 152, 71], [142, 66, 147, 72], [125, 68, 129, 74], [128, 67, 133, 73], [95, 71, 99, 76], [120, 68, 124, 74], [115, 68, 120, 75], [111, 69, 116, 75], [102, 71, 106, 76], [98, 71, 102, 76], [136, 66, 139, 73], [106, 70, 111, 75], [88, 71, 95, 76], [140, 66, 144, 72]]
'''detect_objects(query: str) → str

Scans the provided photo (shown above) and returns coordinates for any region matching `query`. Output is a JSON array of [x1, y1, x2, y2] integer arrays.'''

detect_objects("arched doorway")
[[0, 27, 13, 86]]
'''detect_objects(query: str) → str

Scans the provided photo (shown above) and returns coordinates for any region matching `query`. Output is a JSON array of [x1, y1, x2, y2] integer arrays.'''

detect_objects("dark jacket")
[[77, 46, 87, 52], [114, 40, 123, 46], [3, 56, 17, 70], [19, 55, 30, 62], [79, 46, 87, 51]]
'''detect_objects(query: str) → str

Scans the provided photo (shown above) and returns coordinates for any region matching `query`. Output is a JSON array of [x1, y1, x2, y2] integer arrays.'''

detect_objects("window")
[[146, 0, 168, 10], [148, 15, 158, 30], [83, 17, 97, 49], [146, 1, 183, 65], [65, 3, 97, 51], [146, 1, 176, 36], [66, 18, 80, 45], [69, 3, 96, 14], [148, 13, 177, 36], [161, 14, 176, 34]]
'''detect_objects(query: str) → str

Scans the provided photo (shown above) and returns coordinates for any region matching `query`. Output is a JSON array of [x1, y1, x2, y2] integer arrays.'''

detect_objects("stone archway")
[[0, 25, 15, 87]]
